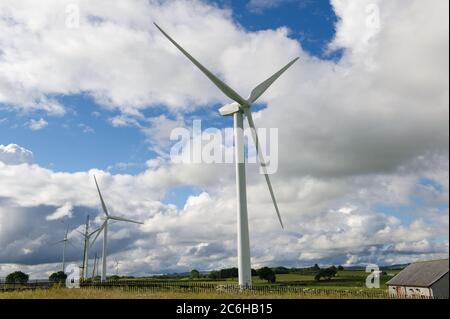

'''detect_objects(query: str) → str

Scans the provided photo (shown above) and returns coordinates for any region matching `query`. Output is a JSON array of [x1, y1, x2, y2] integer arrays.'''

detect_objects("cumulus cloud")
[[0, 0, 448, 277], [46, 202, 74, 221], [0, 144, 34, 165]]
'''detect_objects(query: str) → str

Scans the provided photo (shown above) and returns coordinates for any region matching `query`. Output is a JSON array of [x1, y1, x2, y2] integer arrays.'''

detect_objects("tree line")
[[3, 264, 347, 284], [190, 264, 347, 283]]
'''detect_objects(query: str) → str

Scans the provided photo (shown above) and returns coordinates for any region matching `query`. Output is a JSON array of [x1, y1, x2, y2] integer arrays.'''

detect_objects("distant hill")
[[343, 264, 408, 271]]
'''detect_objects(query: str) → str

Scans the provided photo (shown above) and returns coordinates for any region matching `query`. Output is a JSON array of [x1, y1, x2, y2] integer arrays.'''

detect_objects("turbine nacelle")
[[219, 102, 241, 117]]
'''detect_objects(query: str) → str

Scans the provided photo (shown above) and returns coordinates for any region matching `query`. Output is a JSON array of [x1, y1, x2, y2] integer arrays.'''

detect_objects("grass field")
[[128, 270, 399, 289], [0, 270, 398, 299], [0, 288, 331, 299]]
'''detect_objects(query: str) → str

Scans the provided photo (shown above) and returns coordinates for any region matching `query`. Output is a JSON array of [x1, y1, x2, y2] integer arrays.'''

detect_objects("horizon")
[[0, 261, 414, 281]]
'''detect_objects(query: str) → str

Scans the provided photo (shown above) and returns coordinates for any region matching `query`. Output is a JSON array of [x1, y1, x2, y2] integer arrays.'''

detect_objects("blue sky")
[[213, 0, 343, 60]]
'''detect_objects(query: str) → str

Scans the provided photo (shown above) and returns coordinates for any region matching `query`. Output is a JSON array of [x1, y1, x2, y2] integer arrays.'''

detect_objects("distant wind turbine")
[[114, 258, 121, 276], [91, 175, 143, 282], [76, 215, 100, 280], [53, 224, 76, 273], [92, 252, 99, 280], [155, 23, 298, 287]]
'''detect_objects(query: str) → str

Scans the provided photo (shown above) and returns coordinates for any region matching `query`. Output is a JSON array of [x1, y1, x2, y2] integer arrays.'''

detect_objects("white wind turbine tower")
[[114, 258, 121, 276], [155, 23, 298, 288], [53, 225, 75, 273], [91, 175, 143, 282], [76, 215, 100, 280], [92, 252, 99, 280]]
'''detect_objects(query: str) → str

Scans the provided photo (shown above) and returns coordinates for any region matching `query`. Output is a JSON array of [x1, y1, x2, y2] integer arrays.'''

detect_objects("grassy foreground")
[[0, 288, 328, 299]]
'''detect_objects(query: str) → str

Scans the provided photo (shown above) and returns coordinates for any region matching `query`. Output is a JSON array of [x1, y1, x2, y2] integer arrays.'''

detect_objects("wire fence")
[[0, 280, 53, 292], [0, 279, 443, 299], [80, 280, 391, 298]]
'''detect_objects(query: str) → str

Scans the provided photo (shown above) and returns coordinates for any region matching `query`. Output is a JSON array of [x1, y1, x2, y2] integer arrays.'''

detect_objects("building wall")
[[389, 285, 406, 297], [431, 273, 449, 299], [388, 285, 432, 298], [405, 286, 432, 298]]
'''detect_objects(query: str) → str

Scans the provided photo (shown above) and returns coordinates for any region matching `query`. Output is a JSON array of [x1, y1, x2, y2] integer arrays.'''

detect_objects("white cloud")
[[46, 202, 74, 221], [0, 144, 34, 165], [78, 123, 94, 134], [28, 118, 48, 131]]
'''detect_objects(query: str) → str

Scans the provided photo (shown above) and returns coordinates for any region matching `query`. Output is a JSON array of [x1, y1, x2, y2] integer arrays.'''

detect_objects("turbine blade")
[[88, 228, 100, 238], [244, 108, 284, 229], [109, 215, 144, 225], [75, 229, 87, 238], [94, 175, 109, 216], [52, 240, 65, 246], [154, 23, 247, 106], [247, 57, 299, 105], [90, 222, 106, 247], [67, 240, 77, 249]]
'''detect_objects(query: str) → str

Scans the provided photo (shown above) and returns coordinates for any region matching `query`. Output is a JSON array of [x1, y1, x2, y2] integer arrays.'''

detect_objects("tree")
[[109, 275, 120, 281], [272, 267, 289, 274], [219, 268, 238, 279], [257, 267, 276, 283], [314, 267, 338, 281], [337, 265, 344, 271], [6, 271, 29, 284], [208, 271, 220, 280], [312, 264, 320, 271], [190, 269, 200, 279], [49, 271, 67, 283]]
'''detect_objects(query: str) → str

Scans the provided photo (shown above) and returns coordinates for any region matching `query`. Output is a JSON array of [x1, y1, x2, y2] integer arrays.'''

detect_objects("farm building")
[[387, 259, 449, 299]]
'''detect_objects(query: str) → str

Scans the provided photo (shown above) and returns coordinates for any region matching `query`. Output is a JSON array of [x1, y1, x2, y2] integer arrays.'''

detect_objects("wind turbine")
[[155, 23, 298, 287], [53, 225, 75, 273], [91, 175, 143, 282], [92, 252, 98, 280], [114, 258, 121, 276], [76, 215, 100, 280]]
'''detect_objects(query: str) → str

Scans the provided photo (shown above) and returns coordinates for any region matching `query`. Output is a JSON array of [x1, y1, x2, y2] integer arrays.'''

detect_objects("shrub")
[[6, 271, 29, 284], [49, 271, 67, 283], [190, 269, 200, 279], [257, 267, 276, 283], [314, 267, 338, 281]]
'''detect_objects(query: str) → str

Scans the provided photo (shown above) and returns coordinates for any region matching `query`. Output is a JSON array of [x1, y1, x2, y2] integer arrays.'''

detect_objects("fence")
[[0, 280, 53, 292], [0, 279, 442, 299], [80, 280, 392, 299]]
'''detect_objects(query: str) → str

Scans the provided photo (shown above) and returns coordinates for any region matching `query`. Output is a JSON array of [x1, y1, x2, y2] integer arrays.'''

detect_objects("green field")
[[129, 270, 399, 290], [0, 270, 399, 299]]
